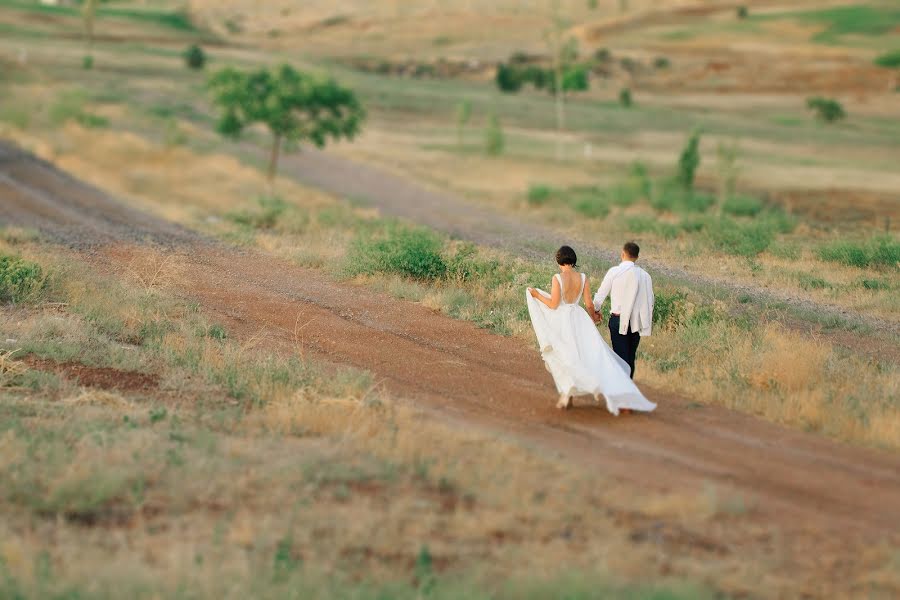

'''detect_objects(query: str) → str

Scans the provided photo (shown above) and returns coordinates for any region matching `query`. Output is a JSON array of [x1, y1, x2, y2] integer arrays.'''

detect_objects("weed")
[[0, 253, 45, 304], [347, 225, 447, 280], [818, 237, 900, 269], [722, 195, 763, 217], [227, 196, 288, 230], [526, 184, 554, 206]]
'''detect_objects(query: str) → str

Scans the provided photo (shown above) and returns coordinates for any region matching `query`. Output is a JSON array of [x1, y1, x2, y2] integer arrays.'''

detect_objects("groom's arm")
[[592, 269, 614, 312]]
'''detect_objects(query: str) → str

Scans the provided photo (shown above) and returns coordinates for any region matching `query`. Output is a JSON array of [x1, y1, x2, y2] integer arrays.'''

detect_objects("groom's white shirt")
[[593, 261, 654, 336]]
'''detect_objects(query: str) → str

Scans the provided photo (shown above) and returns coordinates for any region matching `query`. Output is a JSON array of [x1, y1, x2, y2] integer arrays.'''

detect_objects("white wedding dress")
[[526, 273, 656, 415]]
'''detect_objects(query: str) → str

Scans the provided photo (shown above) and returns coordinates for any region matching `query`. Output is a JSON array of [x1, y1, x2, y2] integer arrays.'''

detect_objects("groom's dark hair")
[[556, 245, 577, 266], [623, 241, 640, 259]]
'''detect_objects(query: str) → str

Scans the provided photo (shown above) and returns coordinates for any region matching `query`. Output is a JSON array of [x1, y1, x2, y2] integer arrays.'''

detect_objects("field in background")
[[1, 0, 899, 597]]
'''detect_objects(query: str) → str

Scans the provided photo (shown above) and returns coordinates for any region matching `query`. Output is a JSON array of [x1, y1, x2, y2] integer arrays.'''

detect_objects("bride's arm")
[[583, 278, 602, 323], [529, 277, 561, 309]]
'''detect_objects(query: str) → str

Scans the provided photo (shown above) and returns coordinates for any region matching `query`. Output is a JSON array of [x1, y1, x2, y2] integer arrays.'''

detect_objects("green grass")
[[818, 236, 900, 268], [753, 4, 900, 44], [0, 0, 198, 32]]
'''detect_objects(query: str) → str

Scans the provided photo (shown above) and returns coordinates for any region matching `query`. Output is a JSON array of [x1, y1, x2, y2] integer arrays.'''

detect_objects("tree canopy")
[[208, 64, 365, 181]]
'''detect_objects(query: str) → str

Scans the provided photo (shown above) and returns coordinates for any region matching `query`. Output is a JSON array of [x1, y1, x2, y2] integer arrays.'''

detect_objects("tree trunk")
[[267, 134, 282, 183], [551, 2, 565, 161]]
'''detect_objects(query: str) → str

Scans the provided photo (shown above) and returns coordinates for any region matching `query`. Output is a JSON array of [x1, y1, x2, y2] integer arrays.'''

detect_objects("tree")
[[208, 64, 365, 182], [82, 0, 98, 69], [619, 87, 632, 107], [677, 130, 702, 190]]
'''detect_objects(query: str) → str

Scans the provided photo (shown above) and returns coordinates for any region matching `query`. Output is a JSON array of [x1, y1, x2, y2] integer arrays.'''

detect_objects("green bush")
[[619, 87, 632, 108], [653, 56, 671, 69], [653, 289, 687, 331], [626, 216, 680, 239], [570, 193, 610, 219], [874, 50, 900, 68], [495, 63, 523, 93], [651, 182, 714, 214], [227, 196, 289, 230], [348, 226, 447, 280], [817, 237, 900, 268], [722, 195, 764, 217], [737, 6, 749, 19], [861, 278, 890, 290], [806, 96, 846, 123], [184, 44, 207, 70], [705, 218, 773, 256], [0, 253, 45, 304], [527, 184, 554, 206], [444, 243, 503, 283], [797, 273, 830, 290]]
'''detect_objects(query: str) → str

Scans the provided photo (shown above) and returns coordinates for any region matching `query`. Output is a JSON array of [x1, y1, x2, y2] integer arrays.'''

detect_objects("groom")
[[590, 242, 654, 379]]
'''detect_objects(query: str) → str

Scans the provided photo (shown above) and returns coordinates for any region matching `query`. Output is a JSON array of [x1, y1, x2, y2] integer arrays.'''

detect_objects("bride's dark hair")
[[556, 245, 577, 266]]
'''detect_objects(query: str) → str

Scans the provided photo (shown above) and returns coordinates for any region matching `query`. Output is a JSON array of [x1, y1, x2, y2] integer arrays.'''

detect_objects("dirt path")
[[274, 146, 900, 343], [2, 141, 900, 582]]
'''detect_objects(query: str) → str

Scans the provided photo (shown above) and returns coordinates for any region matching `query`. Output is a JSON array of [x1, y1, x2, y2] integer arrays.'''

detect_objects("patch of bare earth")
[[21, 356, 158, 393]]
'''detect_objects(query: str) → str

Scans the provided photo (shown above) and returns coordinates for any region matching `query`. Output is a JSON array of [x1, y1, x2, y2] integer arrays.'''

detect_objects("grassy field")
[[1, 1, 899, 596], [3, 235, 738, 598]]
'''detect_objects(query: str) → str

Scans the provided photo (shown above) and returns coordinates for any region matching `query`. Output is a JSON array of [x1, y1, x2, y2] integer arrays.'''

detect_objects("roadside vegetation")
[[0, 2, 898, 597], [0, 233, 740, 599]]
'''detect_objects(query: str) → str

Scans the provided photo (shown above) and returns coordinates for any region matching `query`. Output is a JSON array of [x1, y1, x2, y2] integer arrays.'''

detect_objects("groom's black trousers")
[[608, 314, 640, 379]]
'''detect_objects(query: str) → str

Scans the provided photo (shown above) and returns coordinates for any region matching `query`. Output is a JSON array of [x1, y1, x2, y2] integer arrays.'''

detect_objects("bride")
[[526, 246, 656, 414]]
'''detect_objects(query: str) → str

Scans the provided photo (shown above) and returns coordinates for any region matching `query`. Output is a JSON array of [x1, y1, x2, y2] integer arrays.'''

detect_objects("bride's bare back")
[[558, 269, 584, 305]]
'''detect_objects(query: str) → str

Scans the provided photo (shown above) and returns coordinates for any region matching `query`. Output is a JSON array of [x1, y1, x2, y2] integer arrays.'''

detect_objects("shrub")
[[227, 196, 289, 230], [722, 195, 764, 217], [737, 6, 749, 19], [0, 253, 45, 304], [705, 218, 773, 256], [444, 243, 502, 283], [861, 278, 890, 290], [874, 50, 900, 68], [495, 63, 523, 93], [82, 55, 93, 70], [184, 44, 206, 70], [651, 181, 713, 214], [653, 289, 687, 331], [653, 56, 671, 69], [797, 273, 830, 290], [806, 96, 846, 123], [625, 216, 680, 239], [527, 184, 554, 206], [619, 87, 632, 107], [593, 48, 611, 63], [570, 194, 610, 219], [348, 226, 447, 280], [484, 114, 505, 156], [677, 130, 702, 190], [818, 237, 900, 268]]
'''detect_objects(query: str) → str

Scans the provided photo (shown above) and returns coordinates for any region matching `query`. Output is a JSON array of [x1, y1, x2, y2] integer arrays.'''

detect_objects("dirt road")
[[2, 141, 900, 593]]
